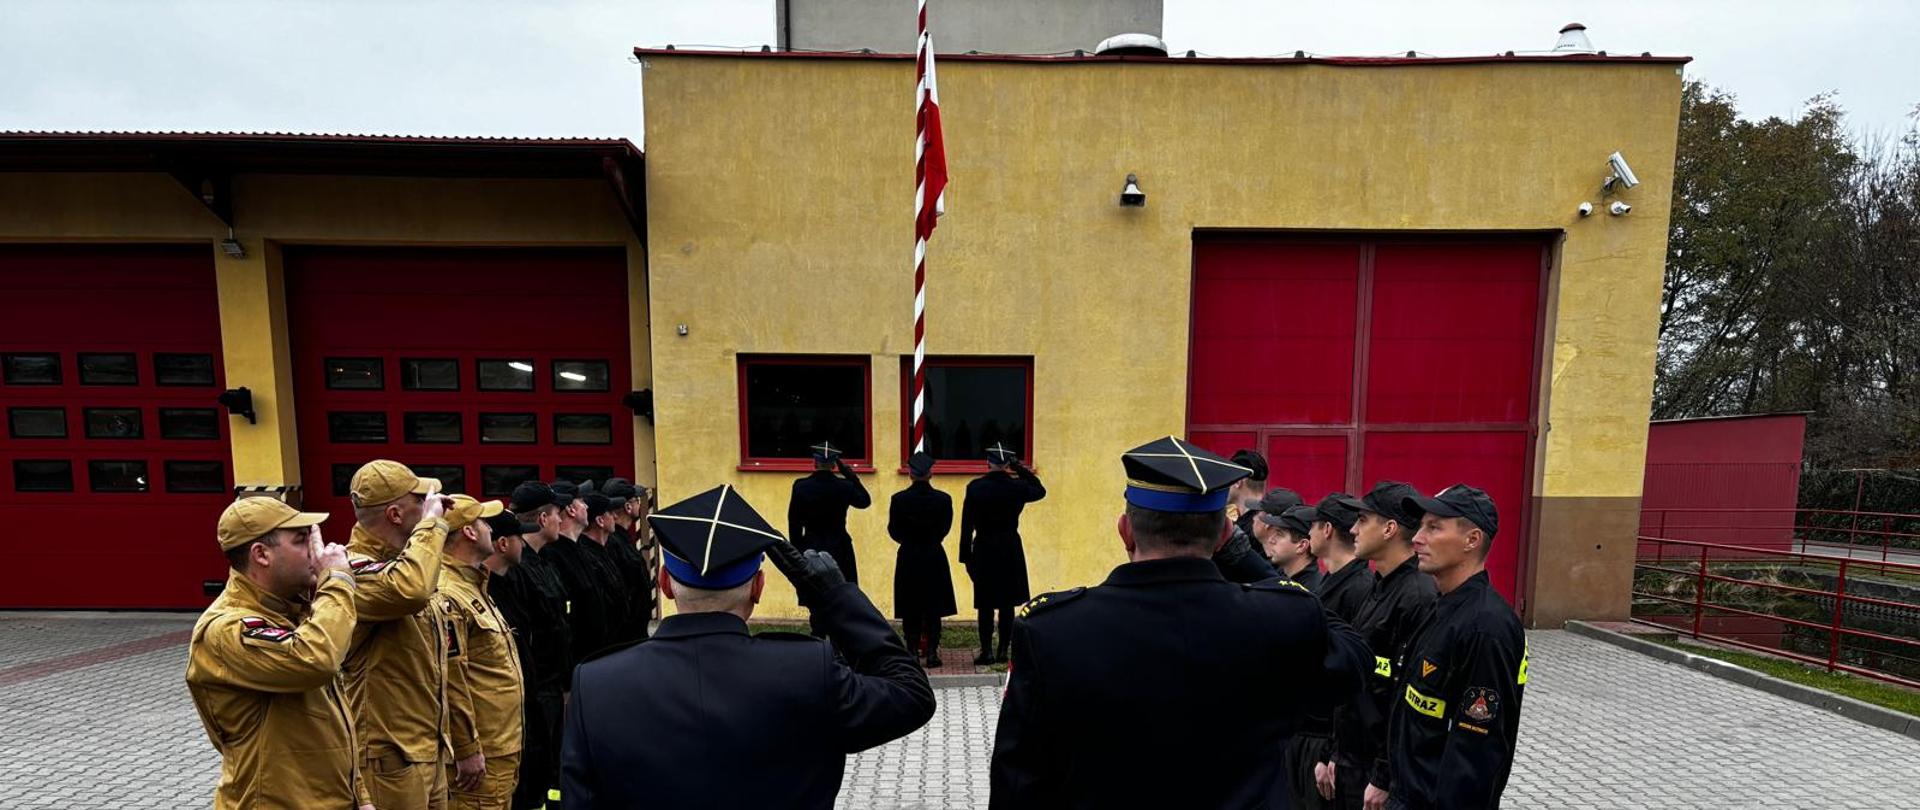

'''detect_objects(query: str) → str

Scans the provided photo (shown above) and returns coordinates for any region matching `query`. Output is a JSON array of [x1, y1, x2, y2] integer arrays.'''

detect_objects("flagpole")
[[911, 0, 933, 454]]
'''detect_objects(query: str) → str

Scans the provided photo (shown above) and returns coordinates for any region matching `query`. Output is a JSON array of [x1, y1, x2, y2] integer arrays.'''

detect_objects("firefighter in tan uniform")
[[436, 496, 527, 809], [186, 496, 373, 810], [343, 460, 455, 810]]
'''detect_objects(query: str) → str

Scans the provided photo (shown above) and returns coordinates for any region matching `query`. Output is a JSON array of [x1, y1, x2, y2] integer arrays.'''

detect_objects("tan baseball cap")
[[446, 495, 505, 532], [217, 497, 329, 551], [349, 459, 441, 508]]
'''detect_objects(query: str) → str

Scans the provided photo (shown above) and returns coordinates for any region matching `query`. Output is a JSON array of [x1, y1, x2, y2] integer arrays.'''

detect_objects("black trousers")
[[513, 688, 564, 810], [977, 608, 1014, 654]]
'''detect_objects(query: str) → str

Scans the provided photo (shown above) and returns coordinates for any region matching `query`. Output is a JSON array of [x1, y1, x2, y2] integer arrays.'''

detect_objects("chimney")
[[1553, 23, 1595, 53]]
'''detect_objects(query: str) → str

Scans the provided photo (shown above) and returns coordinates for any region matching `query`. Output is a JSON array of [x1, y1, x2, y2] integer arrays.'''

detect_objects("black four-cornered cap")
[[649, 484, 784, 589]]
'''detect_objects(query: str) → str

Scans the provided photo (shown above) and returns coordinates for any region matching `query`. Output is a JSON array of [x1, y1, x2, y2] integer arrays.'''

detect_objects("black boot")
[[926, 618, 943, 668], [995, 608, 1013, 663]]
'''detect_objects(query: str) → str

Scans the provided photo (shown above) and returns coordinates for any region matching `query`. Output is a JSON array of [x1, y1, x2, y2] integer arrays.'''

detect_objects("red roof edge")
[[633, 47, 1691, 67], [0, 131, 639, 156]]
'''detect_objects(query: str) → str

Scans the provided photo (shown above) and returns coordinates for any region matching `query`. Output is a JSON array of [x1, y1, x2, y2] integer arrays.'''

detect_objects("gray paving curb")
[[930, 673, 1006, 689], [1565, 620, 1920, 742]]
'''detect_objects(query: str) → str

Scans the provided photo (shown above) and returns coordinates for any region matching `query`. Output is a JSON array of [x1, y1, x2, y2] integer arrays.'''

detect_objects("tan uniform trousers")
[[364, 744, 448, 810]]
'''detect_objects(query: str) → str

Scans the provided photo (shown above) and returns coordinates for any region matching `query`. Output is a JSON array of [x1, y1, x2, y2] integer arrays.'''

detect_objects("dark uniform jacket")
[[1315, 559, 1374, 622], [606, 527, 657, 638], [1214, 527, 1280, 584], [1287, 562, 1324, 591], [1387, 570, 1527, 810], [959, 467, 1046, 608], [788, 468, 873, 584], [559, 582, 936, 809], [1337, 560, 1439, 791], [579, 535, 639, 642], [989, 557, 1369, 809], [540, 536, 624, 670], [888, 480, 958, 618]]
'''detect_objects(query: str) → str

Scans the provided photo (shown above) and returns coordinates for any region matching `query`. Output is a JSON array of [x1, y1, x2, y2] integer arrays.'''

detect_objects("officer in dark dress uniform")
[[560, 484, 936, 809], [989, 437, 1371, 810], [1331, 481, 1439, 810], [959, 442, 1046, 665], [1388, 484, 1527, 810], [888, 451, 957, 668], [495, 493, 574, 810], [598, 478, 657, 637], [788, 441, 872, 585]]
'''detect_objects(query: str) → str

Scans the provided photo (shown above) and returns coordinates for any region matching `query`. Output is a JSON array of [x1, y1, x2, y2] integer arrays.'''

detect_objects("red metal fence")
[[1632, 536, 1920, 689], [1640, 507, 1920, 569]]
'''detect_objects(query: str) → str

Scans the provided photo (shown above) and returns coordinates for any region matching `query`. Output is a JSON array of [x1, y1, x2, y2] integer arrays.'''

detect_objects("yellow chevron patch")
[[1421, 659, 1437, 678]]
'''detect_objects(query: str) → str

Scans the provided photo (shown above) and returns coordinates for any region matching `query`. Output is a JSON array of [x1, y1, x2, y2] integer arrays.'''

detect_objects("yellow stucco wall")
[[0, 172, 656, 491], [642, 54, 1683, 619]]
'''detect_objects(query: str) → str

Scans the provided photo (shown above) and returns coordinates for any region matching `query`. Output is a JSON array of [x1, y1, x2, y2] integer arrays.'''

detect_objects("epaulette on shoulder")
[[581, 638, 646, 665], [1244, 577, 1314, 596], [1016, 587, 1088, 618]]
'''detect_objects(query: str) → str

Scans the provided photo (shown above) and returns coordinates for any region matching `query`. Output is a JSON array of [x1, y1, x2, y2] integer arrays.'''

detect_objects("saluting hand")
[[314, 531, 351, 576], [768, 542, 846, 604], [421, 493, 452, 521]]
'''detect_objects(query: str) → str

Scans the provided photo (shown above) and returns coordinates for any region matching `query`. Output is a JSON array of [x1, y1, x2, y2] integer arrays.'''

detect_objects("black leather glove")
[[835, 457, 856, 476], [768, 542, 847, 604]]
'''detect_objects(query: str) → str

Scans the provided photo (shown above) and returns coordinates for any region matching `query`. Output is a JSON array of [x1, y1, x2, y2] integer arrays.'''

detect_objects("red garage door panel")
[[1367, 244, 1541, 425], [1189, 237, 1544, 608], [1190, 242, 1358, 426], [1266, 434, 1349, 500], [287, 248, 632, 541], [1188, 431, 1257, 462], [0, 245, 232, 608], [1360, 431, 1529, 596]]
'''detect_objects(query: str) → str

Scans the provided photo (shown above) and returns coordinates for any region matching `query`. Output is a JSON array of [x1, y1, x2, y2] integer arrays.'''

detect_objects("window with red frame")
[[738, 355, 871, 469], [899, 356, 1033, 471]]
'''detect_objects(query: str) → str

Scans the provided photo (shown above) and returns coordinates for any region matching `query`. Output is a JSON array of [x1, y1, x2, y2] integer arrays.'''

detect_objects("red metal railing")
[[1639, 507, 1920, 573], [1631, 536, 1920, 689]]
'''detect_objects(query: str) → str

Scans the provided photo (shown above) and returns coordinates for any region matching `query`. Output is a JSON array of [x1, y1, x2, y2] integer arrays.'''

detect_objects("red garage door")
[[0, 245, 233, 608], [287, 248, 633, 540], [1188, 238, 1544, 605]]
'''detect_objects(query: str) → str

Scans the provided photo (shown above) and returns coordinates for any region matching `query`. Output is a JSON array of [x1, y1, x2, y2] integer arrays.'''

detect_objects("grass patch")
[[1654, 637, 1920, 717]]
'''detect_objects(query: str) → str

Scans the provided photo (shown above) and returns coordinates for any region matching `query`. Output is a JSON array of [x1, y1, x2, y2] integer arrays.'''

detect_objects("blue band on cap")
[[1124, 485, 1231, 514], [663, 551, 764, 589]]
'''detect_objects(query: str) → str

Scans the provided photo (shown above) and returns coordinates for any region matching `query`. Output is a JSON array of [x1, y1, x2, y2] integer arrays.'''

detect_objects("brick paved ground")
[[4, 616, 1919, 809]]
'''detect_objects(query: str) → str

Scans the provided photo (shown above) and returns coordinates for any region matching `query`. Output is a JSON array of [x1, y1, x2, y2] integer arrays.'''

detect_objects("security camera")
[[1578, 201, 1594, 217], [1609, 201, 1632, 216], [1604, 152, 1639, 192]]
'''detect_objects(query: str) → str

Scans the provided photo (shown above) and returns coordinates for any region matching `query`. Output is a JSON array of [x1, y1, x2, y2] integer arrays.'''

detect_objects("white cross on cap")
[[1126, 436, 1252, 486], [649, 484, 785, 574]]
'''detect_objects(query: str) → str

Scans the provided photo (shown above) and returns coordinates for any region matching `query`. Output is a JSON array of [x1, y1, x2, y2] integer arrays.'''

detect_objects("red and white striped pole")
[[911, 0, 947, 454]]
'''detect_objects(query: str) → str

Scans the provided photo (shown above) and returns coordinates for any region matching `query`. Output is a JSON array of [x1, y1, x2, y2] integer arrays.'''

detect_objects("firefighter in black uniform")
[[597, 478, 657, 638], [1328, 480, 1438, 810], [787, 440, 872, 584], [560, 484, 935, 808], [1255, 498, 1322, 589], [989, 437, 1369, 809], [494, 494, 573, 810], [888, 451, 957, 668], [1389, 484, 1527, 810], [562, 481, 632, 644], [578, 490, 648, 644], [1311, 492, 1373, 621], [959, 442, 1046, 665]]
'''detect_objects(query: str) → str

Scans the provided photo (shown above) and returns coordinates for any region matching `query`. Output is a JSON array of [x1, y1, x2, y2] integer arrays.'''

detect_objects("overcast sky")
[[1, 1, 1914, 145]]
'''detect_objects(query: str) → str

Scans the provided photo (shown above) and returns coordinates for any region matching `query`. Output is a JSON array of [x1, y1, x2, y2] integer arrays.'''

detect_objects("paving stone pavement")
[[4, 616, 1920, 809]]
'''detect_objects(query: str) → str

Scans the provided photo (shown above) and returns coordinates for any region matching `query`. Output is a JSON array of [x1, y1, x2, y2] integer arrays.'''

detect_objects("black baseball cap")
[[1403, 484, 1499, 540], [483, 511, 538, 538], [509, 481, 560, 514], [548, 480, 580, 508], [584, 492, 613, 521], [1315, 492, 1361, 533], [1359, 481, 1422, 528], [1255, 487, 1303, 516], [1258, 502, 1318, 536]]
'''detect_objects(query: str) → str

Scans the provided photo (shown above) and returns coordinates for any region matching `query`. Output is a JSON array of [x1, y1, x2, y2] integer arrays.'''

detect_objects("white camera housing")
[[1578, 201, 1594, 217], [1609, 201, 1632, 216], [1605, 152, 1639, 191]]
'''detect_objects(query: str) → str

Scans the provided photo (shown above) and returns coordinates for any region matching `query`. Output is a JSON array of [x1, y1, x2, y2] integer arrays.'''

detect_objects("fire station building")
[[0, 47, 1686, 625]]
